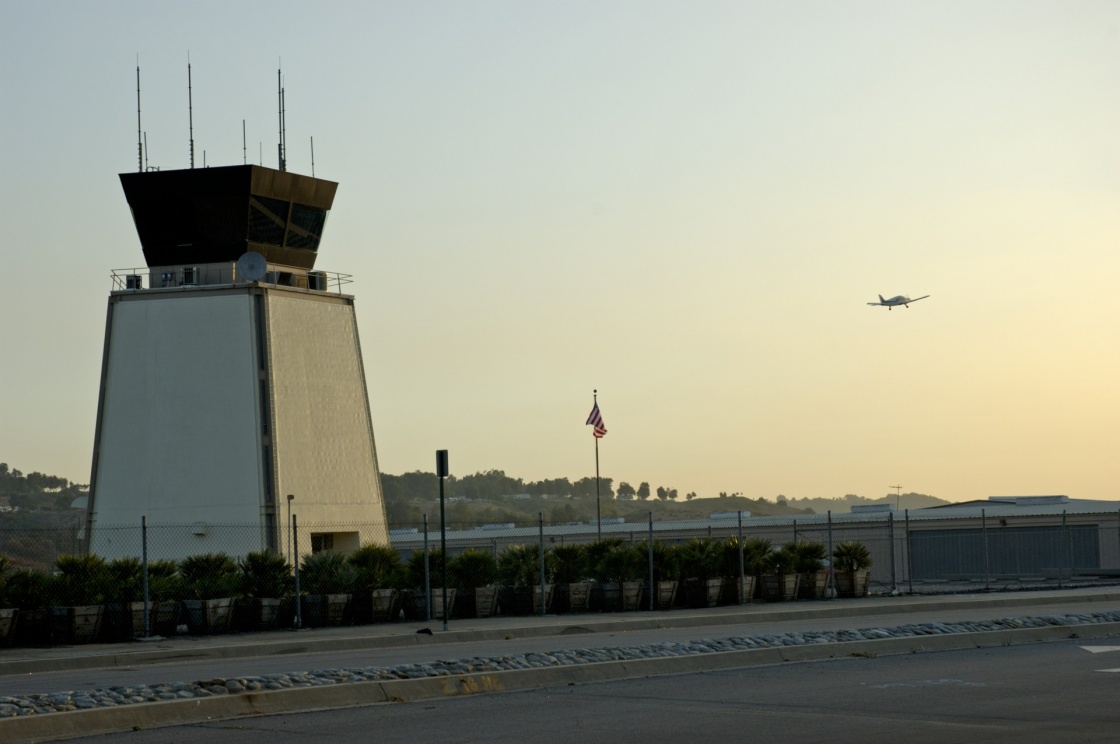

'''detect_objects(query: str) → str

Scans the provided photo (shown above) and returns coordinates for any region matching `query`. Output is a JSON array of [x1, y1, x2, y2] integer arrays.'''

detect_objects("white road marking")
[[1080, 646, 1120, 654], [1095, 669, 1120, 673]]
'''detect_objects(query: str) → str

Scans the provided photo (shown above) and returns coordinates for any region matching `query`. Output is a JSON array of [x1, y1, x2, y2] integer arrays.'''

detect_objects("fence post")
[[423, 513, 431, 622], [1058, 510, 1067, 588], [792, 518, 798, 543], [888, 511, 896, 592], [648, 512, 654, 611], [292, 513, 302, 629], [826, 510, 834, 600], [738, 511, 746, 606], [141, 516, 150, 638], [905, 509, 913, 595], [981, 508, 990, 590], [538, 513, 546, 617]]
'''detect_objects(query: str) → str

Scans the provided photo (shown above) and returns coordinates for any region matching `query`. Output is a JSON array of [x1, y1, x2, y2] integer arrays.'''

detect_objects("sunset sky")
[[2, 2, 1117, 503]]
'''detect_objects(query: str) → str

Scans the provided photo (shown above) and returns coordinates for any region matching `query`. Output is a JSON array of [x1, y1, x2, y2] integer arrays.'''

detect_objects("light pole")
[[890, 485, 902, 511], [436, 450, 449, 632], [286, 494, 295, 562]]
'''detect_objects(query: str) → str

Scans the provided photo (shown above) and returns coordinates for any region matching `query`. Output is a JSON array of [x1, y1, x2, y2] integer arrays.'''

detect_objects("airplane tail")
[[878, 294, 885, 303]]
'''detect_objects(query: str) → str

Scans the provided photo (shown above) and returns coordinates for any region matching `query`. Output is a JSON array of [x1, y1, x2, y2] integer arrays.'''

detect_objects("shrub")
[[5, 569, 53, 611], [762, 545, 797, 575], [54, 554, 109, 606], [448, 549, 498, 589], [550, 544, 589, 584], [676, 538, 723, 582], [407, 548, 448, 591], [146, 559, 181, 602], [299, 551, 357, 595], [497, 544, 554, 587], [179, 553, 239, 600], [786, 541, 827, 574], [238, 550, 292, 598], [104, 557, 144, 604], [832, 541, 872, 572], [741, 538, 773, 576], [594, 543, 645, 583], [348, 544, 404, 591]]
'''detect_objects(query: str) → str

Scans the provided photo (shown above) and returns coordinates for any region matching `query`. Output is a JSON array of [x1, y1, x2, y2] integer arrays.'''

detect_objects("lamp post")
[[436, 450, 449, 632], [286, 494, 295, 562], [890, 484, 902, 511]]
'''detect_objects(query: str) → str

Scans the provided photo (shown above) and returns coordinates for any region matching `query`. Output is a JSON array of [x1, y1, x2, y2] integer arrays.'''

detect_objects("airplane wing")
[[866, 302, 884, 306], [908, 295, 930, 303]]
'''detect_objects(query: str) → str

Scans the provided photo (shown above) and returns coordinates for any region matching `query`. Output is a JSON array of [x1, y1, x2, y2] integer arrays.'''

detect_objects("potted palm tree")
[[403, 548, 456, 621], [759, 545, 800, 601], [101, 556, 146, 641], [550, 544, 591, 614], [595, 543, 645, 611], [497, 544, 554, 616], [299, 551, 357, 626], [0, 556, 17, 645], [448, 549, 499, 618], [833, 541, 872, 597], [719, 537, 765, 605], [8, 568, 54, 646], [788, 541, 829, 599], [677, 538, 725, 608], [179, 552, 239, 634], [347, 543, 404, 623], [51, 554, 109, 643], [237, 550, 292, 631], [583, 538, 625, 612], [146, 559, 182, 635], [648, 541, 681, 610]]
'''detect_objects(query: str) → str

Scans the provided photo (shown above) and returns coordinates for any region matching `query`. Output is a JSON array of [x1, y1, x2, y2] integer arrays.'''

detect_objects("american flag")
[[585, 402, 607, 438]]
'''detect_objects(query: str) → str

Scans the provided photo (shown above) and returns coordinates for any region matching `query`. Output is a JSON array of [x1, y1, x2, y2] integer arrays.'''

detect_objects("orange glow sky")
[[1, 2, 1117, 502]]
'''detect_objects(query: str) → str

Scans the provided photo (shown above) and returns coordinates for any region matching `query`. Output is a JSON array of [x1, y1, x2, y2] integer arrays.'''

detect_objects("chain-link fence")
[[2, 508, 1119, 648]]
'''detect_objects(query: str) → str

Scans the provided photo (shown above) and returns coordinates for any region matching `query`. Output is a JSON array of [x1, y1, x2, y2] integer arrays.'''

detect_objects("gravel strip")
[[2, 610, 1118, 717]]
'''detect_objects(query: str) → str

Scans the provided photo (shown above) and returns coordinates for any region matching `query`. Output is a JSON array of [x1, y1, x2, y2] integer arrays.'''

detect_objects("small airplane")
[[867, 294, 929, 310]]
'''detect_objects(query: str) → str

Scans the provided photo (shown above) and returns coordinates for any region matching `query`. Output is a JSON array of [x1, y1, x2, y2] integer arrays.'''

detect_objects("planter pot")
[[14, 607, 52, 646], [370, 588, 401, 623], [149, 600, 181, 636], [621, 581, 643, 611], [759, 574, 800, 602], [565, 582, 592, 614], [684, 578, 724, 608], [103, 601, 158, 640], [234, 598, 285, 631], [498, 586, 550, 616], [301, 594, 351, 627], [653, 580, 679, 610], [0, 608, 18, 646], [181, 598, 234, 634], [472, 586, 499, 618], [600, 582, 623, 612], [798, 572, 830, 600], [720, 576, 757, 605], [429, 589, 456, 621], [835, 569, 871, 598], [49, 605, 104, 644]]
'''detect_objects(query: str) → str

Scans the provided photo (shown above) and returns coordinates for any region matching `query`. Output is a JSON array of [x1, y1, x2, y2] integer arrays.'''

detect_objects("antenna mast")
[[188, 54, 195, 169], [242, 120, 247, 165], [277, 66, 286, 172], [310, 136, 315, 177], [144, 132, 149, 171], [136, 59, 142, 173]]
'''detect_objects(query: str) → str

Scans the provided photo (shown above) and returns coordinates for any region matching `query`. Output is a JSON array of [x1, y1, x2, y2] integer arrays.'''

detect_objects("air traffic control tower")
[[87, 165, 389, 559]]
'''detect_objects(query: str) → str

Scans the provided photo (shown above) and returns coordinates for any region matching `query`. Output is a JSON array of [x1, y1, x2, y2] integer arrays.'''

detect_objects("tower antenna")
[[143, 132, 149, 171], [277, 65, 286, 171], [188, 53, 195, 169], [310, 136, 315, 177], [136, 57, 142, 173], [242, 119, 247, 165]]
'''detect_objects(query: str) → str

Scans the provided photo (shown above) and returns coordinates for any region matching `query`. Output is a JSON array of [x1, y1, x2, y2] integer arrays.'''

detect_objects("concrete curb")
[[4, 620, 1119, 743], [4, 589, 1119, 676]]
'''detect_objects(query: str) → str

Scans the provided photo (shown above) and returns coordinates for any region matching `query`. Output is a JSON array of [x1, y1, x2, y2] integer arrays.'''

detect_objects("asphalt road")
[[2, 597, 1116, 698], [57, 638, 1120, 744]]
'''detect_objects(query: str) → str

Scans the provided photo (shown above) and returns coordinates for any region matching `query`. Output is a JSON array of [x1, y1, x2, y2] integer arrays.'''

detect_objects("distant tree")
[[669, 488, 678, 501], [686, 492, 696, 501], [637, 482, 651, 501], [617, 482, 636, 501]]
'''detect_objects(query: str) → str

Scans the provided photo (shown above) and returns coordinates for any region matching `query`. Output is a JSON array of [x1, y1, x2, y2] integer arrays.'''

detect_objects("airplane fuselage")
[[868, 293, 929, 310]]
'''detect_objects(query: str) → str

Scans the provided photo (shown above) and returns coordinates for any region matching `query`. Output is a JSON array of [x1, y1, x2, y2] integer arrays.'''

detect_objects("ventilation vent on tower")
[[182, 266, 199, 286], [125, 275, 143, 290]]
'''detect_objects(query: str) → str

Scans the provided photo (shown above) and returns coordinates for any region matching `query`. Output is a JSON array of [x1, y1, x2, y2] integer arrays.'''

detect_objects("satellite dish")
[[236, 251, 267, 282]]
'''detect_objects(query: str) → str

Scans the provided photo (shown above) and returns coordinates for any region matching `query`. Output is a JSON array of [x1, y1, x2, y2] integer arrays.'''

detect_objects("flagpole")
[[594, 389, 601, 542]]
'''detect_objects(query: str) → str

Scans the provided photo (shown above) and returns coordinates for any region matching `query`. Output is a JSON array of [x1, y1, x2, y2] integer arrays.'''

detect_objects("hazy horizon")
[[2, 2, 1117, 503]]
